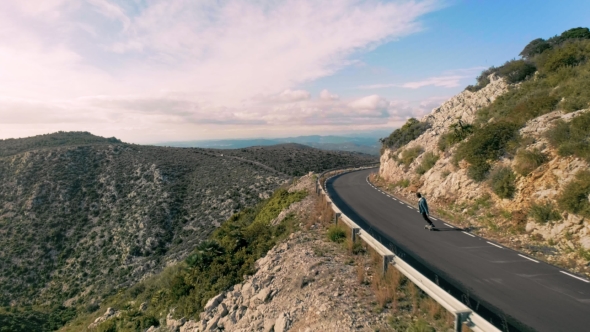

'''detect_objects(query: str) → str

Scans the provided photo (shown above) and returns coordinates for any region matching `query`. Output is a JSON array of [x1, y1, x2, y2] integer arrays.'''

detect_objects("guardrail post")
[[351, 228, 360, 242], [382, 255, 394, 275], [454, 310, 471, 332], [334, 212, 341, 224]]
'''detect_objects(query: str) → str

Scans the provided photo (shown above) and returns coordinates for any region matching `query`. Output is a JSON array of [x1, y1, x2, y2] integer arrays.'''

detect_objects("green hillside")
[[0, 132, 375, 331]]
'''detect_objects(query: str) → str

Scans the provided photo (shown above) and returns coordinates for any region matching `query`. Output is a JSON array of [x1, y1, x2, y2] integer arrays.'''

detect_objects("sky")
[[1, 0, 589, 144]]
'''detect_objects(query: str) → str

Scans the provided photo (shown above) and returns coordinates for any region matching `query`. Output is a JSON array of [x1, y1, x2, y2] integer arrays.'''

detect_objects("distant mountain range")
[[157, 132, 391, 155]]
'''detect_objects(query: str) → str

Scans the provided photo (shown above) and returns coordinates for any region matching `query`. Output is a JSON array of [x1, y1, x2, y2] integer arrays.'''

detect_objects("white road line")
[[431, 217, 438, 220], [487, 241, 503, 249], [462, 231, 475, 237], [560, 271, 590, 283], [406, 205, 413, 209], [444, 223, 454, 228], [518, 254, 539, 263]]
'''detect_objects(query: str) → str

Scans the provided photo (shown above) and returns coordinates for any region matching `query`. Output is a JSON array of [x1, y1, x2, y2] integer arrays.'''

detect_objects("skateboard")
[[424, 225, 435, 231]]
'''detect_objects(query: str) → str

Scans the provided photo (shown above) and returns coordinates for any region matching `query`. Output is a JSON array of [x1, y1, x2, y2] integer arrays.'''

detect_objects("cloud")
[[278, 89, 311, 102], [319, 89, 339, 100], [359, 66, 488, 90], [0, 0, 442, 142]]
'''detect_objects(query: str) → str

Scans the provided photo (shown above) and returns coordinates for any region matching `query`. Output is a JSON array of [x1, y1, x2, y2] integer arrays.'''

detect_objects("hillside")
[[0, 132, 376, 331], [159, 134, 382, 155], [212, 143, 377, 176], [377, 27, 590, 275], [59, 174, 455, 332]]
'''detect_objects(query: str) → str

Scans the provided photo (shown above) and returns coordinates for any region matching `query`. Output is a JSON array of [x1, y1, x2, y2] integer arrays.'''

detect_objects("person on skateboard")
[[417, 193, 435, 229]]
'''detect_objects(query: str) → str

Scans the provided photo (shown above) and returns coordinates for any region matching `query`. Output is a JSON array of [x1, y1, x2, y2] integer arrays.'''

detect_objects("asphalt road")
[[326, 168, 590, 332]]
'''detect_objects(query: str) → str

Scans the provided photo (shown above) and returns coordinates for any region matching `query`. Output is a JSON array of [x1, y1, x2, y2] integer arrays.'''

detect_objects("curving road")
[[326, 168, 590, 332]]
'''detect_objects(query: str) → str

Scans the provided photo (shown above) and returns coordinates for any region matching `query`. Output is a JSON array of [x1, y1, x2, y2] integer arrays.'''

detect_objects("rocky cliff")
[[377, 74, 590, 275]]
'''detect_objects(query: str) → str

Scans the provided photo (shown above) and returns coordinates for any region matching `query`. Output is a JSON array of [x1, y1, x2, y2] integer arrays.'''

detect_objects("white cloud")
[[0, 0, 442, 142], [400, 75, 466, 88], [278, 89, 311, 102], [320, 89, 339, 100]]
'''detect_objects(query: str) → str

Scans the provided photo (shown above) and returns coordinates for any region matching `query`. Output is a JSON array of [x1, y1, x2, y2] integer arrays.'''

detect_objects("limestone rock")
[[88, 307, 119, 329]]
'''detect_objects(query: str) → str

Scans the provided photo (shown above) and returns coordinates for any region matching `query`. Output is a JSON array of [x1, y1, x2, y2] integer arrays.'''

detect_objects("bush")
[[327, 225, 346, 243], [416, 151, 439, 175], [396, 179, 410, 188], [400, 146, 423, 167], [465, 60, 535, 92], [496, 59, 537, 84], [529, 202, 562, 224], [513, 148, 547, 176], [454, 122, 520, 181], [557, 170, 590, 218], [546, 111, 590, 162], [489, 166, 517, 199], [538, 40, 590, 73], [381, 119, 430, 151], [437, 120, 474, 151], [520, 38, 551, 59]]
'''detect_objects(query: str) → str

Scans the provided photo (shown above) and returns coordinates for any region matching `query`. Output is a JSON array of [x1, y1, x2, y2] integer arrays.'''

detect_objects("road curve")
[[327, 168, 590, 332]]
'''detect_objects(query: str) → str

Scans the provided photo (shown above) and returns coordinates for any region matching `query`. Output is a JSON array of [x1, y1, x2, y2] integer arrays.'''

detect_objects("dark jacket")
[[418, 197, 429, 215]]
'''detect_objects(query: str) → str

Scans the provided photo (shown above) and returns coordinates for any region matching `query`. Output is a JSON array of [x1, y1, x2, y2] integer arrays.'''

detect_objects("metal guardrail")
[[316, 167, 501, 332]]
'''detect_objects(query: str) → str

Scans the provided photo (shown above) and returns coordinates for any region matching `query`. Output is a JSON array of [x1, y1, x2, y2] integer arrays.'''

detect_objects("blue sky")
[[0, 0, 588, 143]]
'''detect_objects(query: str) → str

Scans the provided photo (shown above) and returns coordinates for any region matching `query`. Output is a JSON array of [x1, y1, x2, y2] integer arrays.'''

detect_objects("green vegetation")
[[0, 131, 121, 157], [0, 306, 75, 332], [465, 59, 536, 92], [416, 151, 439, 175], [454, 122, 520, 181], [380, 118, 430, 151], [513, 148, 547, 176], [399, 146, 424, 168], [0, 132, 372, 331], [489, 166, 517, 199], [70, 188, 306, 331], [395, 179, 411, 188], [557, 170, 590, 218], [452, 28, 590, 183], [213, 143, 377, 176], [529, 202, 562, 224], [437, 120, 474, 152], [327, 225, 347, 243], [545, 111, 590, 162]]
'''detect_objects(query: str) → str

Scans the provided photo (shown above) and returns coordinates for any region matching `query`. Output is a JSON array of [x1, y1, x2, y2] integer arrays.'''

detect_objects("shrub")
[[529, 202, 562, 224], [437, 120, 474, 151], [520, 38, 552, 59], [406, 319, 435, 332], [538, 40, 590, 73], [546, 111, 590, 162], [400, 146, 423, 167], [496, 59, 537, 84], [557, 170, 590, 218], [416, 151, 439, 175], [454, 122, 520, 181], [381, 119, 431, 151], [396, 179, 410, 188], [466, 60, 535, 92], [489, 166, 517, 199], [327, 225, 346, 243], [513, 148, 547, 176]]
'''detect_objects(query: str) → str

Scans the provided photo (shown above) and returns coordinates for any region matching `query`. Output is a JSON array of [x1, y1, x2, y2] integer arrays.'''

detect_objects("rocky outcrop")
[[150, 230, 391, 332], [380, 74, 509, 186], [88, 307, 119, 329], [377, 72, 590, 273]]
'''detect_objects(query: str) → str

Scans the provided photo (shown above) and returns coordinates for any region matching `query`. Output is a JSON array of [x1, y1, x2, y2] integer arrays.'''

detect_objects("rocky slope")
[[85, 174, 453, 332], [0, 132, 377, 331], [377, 76, 590, 274]]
